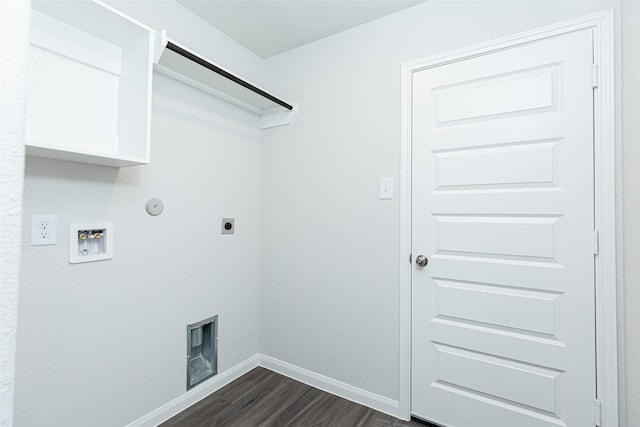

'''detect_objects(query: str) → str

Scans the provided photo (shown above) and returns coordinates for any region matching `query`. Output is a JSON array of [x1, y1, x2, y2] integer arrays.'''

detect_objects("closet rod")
[[166, 41, 293, 111]]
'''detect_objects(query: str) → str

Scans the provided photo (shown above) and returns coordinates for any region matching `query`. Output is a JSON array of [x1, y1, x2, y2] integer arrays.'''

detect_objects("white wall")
[[261, 0, 625, 412], [0, 1, 29, 426], [105, 0, 265, 85], [621, 1, 640, 425], [13, 0, 639, 425], [13, 2, 265, 426]]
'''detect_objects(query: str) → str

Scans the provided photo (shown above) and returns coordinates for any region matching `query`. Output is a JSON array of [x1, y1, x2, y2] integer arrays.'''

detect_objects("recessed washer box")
[[69, 223, 113, 264], [187, 315, 218, 390]]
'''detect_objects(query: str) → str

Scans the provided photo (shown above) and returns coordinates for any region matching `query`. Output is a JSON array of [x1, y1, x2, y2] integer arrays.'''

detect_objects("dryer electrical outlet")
[[221, 218, 235, 235]]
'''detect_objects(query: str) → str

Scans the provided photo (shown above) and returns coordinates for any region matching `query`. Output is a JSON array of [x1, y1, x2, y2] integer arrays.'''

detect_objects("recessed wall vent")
[[187, 315, 218, 390]]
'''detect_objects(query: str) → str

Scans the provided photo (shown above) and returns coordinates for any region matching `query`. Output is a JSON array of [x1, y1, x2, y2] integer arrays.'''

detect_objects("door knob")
[[415, 255, 428, 267]]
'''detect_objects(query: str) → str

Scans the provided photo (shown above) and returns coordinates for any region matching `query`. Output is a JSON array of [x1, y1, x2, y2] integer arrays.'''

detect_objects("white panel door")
[[411, 29, 595, 427]]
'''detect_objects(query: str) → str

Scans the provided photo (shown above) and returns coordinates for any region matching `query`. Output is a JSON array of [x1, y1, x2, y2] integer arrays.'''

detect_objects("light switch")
[[379, 178, 393, 200]]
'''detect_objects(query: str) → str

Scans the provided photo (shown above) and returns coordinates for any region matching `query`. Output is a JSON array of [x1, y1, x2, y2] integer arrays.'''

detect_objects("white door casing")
[[398, 11, 623, 427]]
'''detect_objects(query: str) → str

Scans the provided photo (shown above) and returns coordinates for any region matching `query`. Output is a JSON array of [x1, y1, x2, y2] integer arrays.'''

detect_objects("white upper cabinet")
[[25, 1, 297, 168], [26, 0, 154, 167]]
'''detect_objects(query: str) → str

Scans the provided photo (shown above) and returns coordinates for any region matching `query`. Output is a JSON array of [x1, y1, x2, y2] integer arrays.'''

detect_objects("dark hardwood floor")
[[160, 367, 434, 427]]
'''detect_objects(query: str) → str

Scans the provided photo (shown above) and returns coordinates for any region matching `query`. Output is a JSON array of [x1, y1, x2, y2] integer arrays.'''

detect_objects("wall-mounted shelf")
[[26, 0, 154, 167], [154, 31, 297, 129]]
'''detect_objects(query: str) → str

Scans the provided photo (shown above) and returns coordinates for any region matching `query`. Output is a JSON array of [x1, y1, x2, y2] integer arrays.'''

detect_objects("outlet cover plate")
[[221, 218, 235, 235], [31, 215, 57, 246]]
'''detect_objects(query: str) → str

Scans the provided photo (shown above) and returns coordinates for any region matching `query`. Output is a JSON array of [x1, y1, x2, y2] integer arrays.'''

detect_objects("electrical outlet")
[[31, 215, 57, 246], [221, 218, 235, 235]]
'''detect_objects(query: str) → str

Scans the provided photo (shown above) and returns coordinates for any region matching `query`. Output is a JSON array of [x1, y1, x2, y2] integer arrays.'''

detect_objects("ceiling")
[[178, 0, 427, 59]]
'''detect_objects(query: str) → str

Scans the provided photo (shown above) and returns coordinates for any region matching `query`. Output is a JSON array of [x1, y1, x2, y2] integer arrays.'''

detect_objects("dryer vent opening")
[[187, 315, 218, 390]]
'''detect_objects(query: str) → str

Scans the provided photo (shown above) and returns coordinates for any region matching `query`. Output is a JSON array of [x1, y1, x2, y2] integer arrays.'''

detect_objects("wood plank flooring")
[[160, 367, 434, 427]]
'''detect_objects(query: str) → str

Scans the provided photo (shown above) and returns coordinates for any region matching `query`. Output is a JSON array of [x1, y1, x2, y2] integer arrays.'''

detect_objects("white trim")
[[399, 10, 619, 426], [124, 355, 258, 427], [591, 12, 620, 427], [260, 103, 299, 129], [398, 58, 413, 422], [125, 354, 404, 426], [258, 354, 401, 419]]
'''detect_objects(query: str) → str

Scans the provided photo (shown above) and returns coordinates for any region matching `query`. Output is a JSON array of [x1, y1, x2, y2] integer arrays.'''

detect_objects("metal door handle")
[[415, 255, 428, 267]]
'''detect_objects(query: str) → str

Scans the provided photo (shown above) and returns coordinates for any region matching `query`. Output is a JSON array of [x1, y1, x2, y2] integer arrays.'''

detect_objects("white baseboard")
[[125, 353, 403, 426], [258, 354, 402, 419], [125, 355, 259, 427]]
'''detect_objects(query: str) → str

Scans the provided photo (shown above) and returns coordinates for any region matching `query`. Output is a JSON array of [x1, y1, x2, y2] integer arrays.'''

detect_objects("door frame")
[[398, 10, 619, 426]]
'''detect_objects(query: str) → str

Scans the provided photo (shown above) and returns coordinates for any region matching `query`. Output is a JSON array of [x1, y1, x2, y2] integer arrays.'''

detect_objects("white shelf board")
[[32, 0, 152, 46], [154, 31, 297, 128], [26, 143, 149, 168]]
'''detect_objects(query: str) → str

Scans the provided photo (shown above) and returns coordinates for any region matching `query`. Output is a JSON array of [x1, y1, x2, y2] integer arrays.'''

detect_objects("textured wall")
[[0, 0, 29, 426]]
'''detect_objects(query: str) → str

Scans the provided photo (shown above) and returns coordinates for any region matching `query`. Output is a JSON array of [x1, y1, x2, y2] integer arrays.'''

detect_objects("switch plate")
[[31, 215, 57, 246], [379, 178, 393, 200]]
